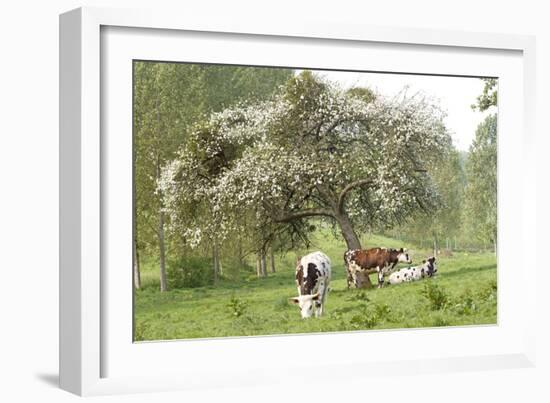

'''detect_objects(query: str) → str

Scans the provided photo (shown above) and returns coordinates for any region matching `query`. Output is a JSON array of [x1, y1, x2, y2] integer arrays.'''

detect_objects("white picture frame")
[[59, 6, 537, 396]]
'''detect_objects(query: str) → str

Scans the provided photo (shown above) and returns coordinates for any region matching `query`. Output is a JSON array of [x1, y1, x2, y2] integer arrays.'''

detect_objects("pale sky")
[[300, 70, 494, 151]]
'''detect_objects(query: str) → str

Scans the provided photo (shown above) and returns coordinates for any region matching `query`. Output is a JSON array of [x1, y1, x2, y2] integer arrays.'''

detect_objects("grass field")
[[134, 232, 497, 341]]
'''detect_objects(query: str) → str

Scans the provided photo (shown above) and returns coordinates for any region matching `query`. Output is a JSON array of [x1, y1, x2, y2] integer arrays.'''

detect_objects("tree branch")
[[337, 179, 374, 214], [275, 208, 335, 223]]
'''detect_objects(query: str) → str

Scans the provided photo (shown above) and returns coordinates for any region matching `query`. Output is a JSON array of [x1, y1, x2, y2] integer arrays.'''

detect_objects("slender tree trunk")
[[238, 238, 244, 269], [158, 210, 168, 292], [213, 243, 219, 283], [256, 253, 262, 278], [133, 144, 141, 289], [133, 241, 141, 290], [133, 211, 141, 290], [261, 251, 267, 277], [270, 248, 276, 273]]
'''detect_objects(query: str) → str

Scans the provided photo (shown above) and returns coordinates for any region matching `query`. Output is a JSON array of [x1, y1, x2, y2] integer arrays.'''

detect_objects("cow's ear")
[[311, 292, 320, 301], [289, 297, 300, 304], [399, 248, 403, 252]]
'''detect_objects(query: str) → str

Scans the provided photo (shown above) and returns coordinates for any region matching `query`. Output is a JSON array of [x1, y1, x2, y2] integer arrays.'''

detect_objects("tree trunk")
[[256, 253, 262, 277], [213, 243, 219, 283], [334, 212, 372, 288], [261, 250, 267, 277], [270, 248, 276, 273], [334, 213, 362, 250], [238, 238, 244, 269], [133, 241, 141, 290], [158, 210, 168, 292], [133, 149, 141, 289]]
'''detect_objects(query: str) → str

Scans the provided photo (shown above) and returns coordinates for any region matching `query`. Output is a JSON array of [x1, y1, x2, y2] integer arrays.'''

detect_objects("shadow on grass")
[[439, 264, 496, 279]]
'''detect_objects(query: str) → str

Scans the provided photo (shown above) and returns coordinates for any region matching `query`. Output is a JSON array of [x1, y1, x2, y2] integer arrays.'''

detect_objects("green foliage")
[[227, 296, 249, 318], [346, 87, 376, 103], [166, 256, 214, 288], [472, 78, 498, 112], [395, 146, 465, 250], [453, 292, 478, 315], [133, 61, 293, 283], [420, 281, 449, 310], [349, 305, 381, 329], [463, 114, 497, 247]]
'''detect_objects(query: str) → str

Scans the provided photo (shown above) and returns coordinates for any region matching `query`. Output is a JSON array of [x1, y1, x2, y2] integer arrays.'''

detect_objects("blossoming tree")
[[159, 72, 451, 287]]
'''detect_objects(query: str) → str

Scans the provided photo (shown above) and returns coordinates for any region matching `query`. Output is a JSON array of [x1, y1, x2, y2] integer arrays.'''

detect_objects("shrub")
[[453, 292, 478, 315], [477, 280, 497, 302], [348, 303, 390, 330], [432, 316, 450, 327], [420, 281, 449, 310], [134, 320, 150, 341], [228, 296, 248, 318], [167, 256, 214, 289], [350, 309, 379, 329], [374, 303, 391, 318]]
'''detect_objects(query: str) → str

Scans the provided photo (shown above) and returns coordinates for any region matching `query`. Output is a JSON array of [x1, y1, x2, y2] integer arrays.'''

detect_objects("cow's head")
[[397, 248, 412, 264], [425, 256, 437, 276], [289, 293, 320, 319]]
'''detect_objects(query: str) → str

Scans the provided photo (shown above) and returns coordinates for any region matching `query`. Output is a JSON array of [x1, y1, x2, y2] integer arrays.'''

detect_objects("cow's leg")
[[346, 265, 353, 290], [315, 282, 326, 317], [377, 267, 385, 288]]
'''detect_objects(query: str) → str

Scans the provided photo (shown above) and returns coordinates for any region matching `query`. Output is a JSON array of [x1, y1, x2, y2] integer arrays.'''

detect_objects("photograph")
[[132, 61, 498, 341]]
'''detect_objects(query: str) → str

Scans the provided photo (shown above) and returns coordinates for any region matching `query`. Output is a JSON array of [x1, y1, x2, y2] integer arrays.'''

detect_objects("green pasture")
[[134, 232, 497, 341]]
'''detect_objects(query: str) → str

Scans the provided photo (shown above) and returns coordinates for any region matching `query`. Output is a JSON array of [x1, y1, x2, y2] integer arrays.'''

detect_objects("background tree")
[[133, 62, 292, 290], [394, 147, 465, 254], [471, 78, 497, 112], [463, 114, 497, 252], [160, 72, 452, 287]]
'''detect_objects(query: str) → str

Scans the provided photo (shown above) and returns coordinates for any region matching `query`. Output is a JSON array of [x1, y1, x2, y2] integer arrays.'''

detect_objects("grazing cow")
[[388, 256, 437, 285], [289, 251, 331, 319], [344, 247, 412, 289]]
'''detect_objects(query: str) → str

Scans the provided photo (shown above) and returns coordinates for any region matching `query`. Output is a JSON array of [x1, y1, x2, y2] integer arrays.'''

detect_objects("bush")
[[167, 256, 214, 289], [227, 296, 248, 318], [453, 292, 478, 315], [477, 280, 497, 302], [420, 281, 449, 310], [348, 303, 391, 330]]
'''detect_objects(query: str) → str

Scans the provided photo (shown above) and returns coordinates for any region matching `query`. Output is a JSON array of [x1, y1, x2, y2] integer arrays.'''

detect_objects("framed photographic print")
[[60, 6, 537, 396]]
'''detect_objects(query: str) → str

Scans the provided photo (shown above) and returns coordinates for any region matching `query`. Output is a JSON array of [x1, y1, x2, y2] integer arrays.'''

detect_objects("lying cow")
[[344, 247, 412, 289], [289, 251, 331, 319], [388, 256, 437, 285]]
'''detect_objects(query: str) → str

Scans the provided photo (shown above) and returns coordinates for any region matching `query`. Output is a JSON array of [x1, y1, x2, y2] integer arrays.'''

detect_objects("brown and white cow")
[[344, 247, 412, 288], [289, 251, 331, 318]]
